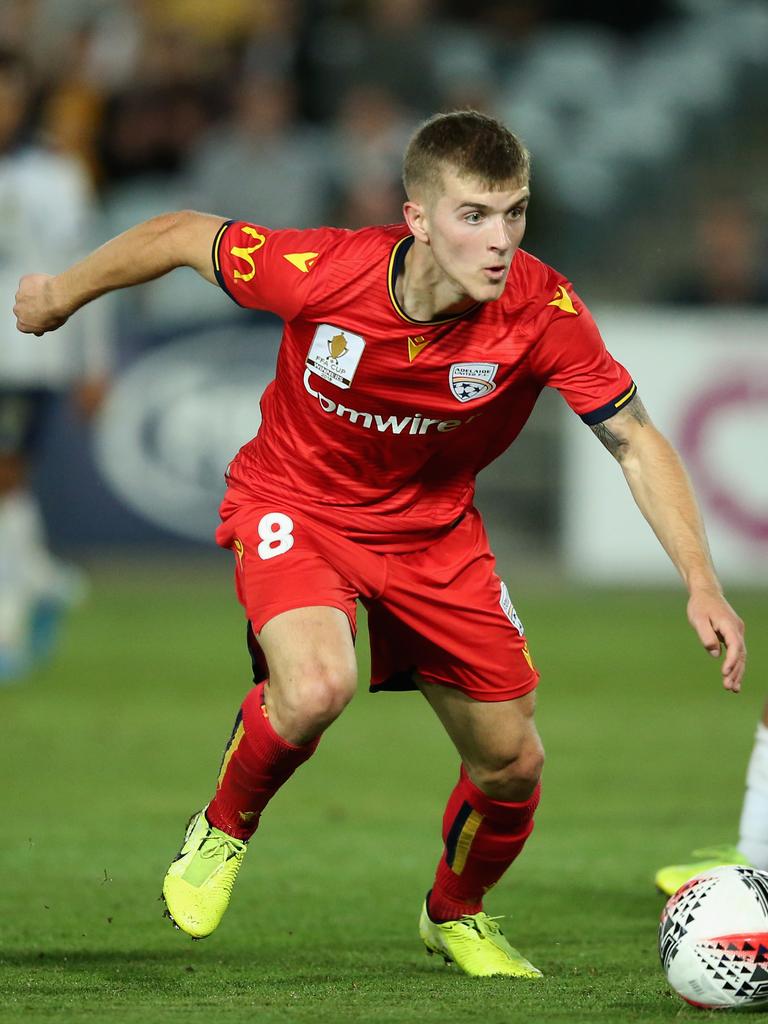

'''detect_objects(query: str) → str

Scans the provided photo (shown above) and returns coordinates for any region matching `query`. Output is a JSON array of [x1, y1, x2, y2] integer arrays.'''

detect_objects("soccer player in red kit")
[[14, 111, 746, 978]]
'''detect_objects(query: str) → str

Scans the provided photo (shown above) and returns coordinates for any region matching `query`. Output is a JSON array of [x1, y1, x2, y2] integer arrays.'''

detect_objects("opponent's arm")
[[590, 394, 746, 692], [14, 210, 226, 337]]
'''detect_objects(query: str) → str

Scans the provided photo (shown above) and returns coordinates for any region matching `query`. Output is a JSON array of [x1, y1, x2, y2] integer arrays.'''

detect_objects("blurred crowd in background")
[[1, 0, 767, 679], [2, 0, 768, 305]]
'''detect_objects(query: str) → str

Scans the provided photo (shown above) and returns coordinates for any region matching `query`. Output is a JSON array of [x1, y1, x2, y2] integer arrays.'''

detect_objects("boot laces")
[[199, 832, 244, 862], [461, 913, 504, 939]]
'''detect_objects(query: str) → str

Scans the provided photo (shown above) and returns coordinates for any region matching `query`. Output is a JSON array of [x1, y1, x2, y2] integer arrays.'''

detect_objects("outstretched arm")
[[590, 394, 746, 692], [14, 210, 226, 336]]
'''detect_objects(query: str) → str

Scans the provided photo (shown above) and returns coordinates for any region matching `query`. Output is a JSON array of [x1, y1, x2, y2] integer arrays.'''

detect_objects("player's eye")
[[464, 211, 483, 224]]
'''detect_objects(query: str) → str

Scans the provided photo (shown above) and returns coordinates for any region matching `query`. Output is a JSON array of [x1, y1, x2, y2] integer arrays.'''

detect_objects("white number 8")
[[257, 512, 295, 560]]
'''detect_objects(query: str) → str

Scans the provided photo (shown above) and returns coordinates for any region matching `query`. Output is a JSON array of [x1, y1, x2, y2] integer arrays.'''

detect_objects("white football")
[[659, 865, 768, 1009]]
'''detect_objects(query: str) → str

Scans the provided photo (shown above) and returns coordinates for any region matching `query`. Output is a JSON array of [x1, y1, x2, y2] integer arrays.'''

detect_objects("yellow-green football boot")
[[162, 809, 247, 938], [654, 846, 751, 896], [419, 900, 542, 978]]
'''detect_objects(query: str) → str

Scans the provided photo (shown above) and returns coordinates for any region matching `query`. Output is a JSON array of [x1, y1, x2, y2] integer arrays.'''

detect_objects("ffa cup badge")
[[306, 324, 366, 389], [449, 362, 498, 403]]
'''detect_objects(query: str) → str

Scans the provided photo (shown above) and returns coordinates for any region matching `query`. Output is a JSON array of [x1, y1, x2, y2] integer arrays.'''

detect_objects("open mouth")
[[483, 265, 507, 280]]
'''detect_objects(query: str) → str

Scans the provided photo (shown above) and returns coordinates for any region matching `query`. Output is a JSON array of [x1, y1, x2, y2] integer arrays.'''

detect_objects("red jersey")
[[213, 220, 634, 551]]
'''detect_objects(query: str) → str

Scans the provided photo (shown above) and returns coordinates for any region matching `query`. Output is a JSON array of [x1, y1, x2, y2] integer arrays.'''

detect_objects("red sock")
[[429, 766, 541, 922], [206, 681, 320, 841]]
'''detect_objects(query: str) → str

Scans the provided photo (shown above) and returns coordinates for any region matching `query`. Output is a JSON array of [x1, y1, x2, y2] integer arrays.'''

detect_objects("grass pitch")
[[1, 557, 766, 1023]]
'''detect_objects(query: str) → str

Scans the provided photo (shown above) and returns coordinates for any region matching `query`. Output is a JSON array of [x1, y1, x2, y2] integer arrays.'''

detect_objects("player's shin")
[[205, 681, 321, 840], [428, 766, 540, 922]]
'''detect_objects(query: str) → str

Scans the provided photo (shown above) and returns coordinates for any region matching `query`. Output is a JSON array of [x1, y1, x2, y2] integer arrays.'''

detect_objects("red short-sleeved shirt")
[[213, 220, 634, 551]]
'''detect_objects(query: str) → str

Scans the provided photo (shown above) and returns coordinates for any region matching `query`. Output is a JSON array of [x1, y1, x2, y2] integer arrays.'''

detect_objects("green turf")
[[1, 561, 766, 1023]]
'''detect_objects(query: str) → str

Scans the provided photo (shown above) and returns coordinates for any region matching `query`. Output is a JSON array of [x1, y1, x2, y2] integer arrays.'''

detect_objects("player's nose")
[[488, 218, 511, 253]]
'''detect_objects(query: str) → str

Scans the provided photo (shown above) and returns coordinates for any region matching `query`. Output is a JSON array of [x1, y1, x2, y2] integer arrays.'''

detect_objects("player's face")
[[423, 170, 530, 303]]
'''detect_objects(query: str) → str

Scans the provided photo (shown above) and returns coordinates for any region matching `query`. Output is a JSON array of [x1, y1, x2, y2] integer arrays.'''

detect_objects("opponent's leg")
[[654, 700, 768, 896], [0, 456, 33, 676], [418, 681, 544, 977], [0, 393, 85, 680], [163, 605, 357, 938], [738, 701, 768, 869]]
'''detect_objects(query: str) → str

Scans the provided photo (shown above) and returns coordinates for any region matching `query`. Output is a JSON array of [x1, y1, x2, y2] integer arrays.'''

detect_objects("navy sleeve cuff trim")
[[211, 220, 245, 307], [580, 381, 637, 425]]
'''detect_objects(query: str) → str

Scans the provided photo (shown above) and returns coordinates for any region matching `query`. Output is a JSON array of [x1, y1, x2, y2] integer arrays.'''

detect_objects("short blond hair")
[[403, 110, 530, 200]]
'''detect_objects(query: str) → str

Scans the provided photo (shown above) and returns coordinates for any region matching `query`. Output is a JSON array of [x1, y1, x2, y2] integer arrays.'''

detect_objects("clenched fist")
[[14, 274, 69, 336]]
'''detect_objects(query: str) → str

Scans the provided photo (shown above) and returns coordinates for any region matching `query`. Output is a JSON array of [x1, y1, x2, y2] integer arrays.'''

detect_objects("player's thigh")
[[419, 680, 544, 800], [217, 500, 366, 635], [217, 501, 362, 732], [369, 508, 539, 702], [258, 605, 358, 720]]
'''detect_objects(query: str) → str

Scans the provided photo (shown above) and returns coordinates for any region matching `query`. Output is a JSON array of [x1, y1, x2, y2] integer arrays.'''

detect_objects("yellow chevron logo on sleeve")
[[283, 251, 319, 273], [547, 284, 578, 314]]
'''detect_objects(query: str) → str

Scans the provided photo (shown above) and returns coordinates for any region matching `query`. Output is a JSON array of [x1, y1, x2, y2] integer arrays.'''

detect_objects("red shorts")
[[215, 496, 539, 703]]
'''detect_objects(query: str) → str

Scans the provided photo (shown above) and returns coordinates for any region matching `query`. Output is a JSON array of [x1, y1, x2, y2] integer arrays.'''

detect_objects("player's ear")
[[403, 199, 429, 243]]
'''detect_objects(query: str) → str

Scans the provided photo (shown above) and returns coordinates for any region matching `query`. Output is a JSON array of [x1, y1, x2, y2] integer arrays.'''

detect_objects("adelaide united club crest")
[[449, 362, 498, 403]]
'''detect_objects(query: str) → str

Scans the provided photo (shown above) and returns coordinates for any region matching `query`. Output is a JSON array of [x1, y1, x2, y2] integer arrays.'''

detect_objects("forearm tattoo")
[[624, 394, 650, 427], [590, 420, 625, 458], [589, 394, 649, 460]]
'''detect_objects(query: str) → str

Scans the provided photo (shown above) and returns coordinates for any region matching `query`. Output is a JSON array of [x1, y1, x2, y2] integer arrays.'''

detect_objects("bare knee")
[[266, 660, 357, 744], [468, 741, 545, 802], [0, 454, 26, 493]]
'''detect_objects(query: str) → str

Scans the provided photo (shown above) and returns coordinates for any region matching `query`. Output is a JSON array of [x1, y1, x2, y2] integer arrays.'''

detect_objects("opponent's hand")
[[687, 588, 746, 692], [14, 274, 69, 336]]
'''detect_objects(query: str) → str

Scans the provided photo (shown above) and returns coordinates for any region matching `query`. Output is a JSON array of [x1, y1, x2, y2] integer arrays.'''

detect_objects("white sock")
[[0, 488, 55, 593], [0, 489, 87, 612], [738, 721, 768, 869], [0, 486, 47, 544], [0, 490, 39, 647]]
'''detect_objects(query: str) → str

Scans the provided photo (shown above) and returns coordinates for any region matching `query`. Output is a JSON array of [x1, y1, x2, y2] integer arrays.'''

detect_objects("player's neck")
[[396, 239, 476, 321]]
